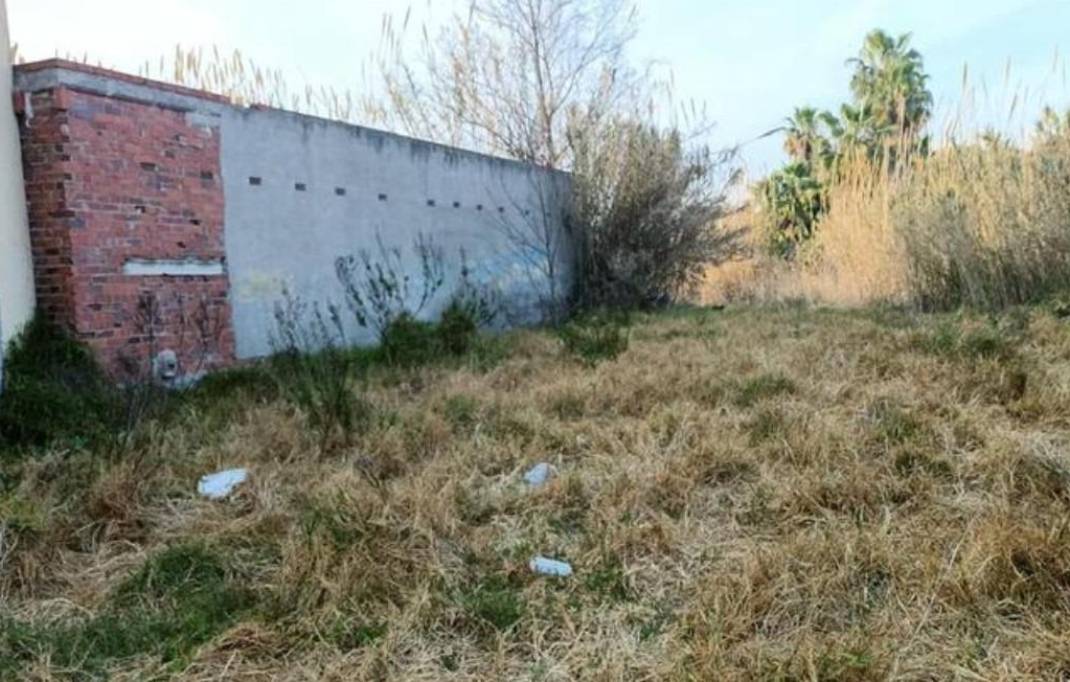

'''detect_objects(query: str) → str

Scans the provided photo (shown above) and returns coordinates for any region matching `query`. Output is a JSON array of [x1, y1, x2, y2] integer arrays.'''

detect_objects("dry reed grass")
[[4, 304, 1070, 679], [702, 72, 1070, 311]]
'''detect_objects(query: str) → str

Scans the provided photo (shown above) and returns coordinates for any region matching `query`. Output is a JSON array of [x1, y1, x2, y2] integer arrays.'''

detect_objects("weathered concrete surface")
[[0, 0, 35, 364], [221, 107, 572, 359], [11, 60, 573, 366]]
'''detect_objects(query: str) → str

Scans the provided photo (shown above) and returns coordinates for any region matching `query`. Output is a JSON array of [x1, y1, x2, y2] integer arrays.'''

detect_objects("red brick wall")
[[17, 85, 235, 378]]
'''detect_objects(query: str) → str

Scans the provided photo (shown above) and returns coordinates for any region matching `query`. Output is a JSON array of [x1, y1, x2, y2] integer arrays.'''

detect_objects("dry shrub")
[[570, 120, 738, 310]]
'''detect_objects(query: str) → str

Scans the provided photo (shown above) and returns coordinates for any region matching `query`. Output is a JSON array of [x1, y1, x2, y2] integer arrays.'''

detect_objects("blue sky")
[[9, 0, 1069, 174]]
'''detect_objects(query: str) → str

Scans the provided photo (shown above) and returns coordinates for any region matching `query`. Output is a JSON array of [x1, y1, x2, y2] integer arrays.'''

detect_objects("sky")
[[8, 0, 1070, 175]]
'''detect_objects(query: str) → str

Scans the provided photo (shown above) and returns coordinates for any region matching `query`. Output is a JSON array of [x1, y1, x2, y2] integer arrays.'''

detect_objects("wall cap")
[[15, 59, 230, 104], [13, 60, 572, 178]]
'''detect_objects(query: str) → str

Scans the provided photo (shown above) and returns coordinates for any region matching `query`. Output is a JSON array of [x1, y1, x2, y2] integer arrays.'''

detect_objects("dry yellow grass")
[[4, 304, 1070, 680]]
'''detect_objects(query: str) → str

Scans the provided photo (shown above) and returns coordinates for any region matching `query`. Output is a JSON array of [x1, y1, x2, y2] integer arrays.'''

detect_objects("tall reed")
[[712, 102, 1070, 310]]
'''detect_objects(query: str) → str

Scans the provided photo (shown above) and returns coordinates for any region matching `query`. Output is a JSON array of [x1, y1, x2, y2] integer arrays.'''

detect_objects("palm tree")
[[831, 103, 886, 153], [848, 30, 932, 137], [784, 107, 839, 169], [757, 161, 826, 258], [784, 107, 821, 164]]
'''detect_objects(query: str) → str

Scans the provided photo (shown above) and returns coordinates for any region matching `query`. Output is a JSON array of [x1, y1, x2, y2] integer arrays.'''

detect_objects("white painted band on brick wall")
[[123, 258, 225, 277]]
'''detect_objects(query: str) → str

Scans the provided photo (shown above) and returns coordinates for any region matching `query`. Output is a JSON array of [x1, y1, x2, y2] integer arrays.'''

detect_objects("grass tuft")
[[734, 372, 796, 407]]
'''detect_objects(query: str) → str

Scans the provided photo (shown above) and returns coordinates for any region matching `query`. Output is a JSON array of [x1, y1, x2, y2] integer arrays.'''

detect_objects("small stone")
[[530, 556, 573, 578], [197, 468, 249, 500], [523, 462, 554, 487]]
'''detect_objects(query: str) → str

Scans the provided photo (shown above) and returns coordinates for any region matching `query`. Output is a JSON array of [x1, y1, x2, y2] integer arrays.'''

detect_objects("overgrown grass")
[[1, 544, 253, 678], [0, 307, 514, 458], [5, 304, 1070, 679]]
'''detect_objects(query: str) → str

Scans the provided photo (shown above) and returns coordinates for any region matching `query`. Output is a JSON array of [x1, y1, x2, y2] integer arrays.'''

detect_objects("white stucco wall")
[[0, 0, 35, 358]]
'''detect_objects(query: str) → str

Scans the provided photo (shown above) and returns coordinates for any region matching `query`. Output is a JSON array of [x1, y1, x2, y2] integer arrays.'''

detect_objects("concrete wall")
[[0, 0, 35, 372], [221, 108, 572, 359], [12, 60, 573, 371]]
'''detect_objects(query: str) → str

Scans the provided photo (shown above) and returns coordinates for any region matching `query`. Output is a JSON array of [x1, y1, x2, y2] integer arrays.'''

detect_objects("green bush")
[[437, 300, 480, 356], [381, 313, 441, 367], [0, 316, 121, 450], [558, 312, 630, 366]]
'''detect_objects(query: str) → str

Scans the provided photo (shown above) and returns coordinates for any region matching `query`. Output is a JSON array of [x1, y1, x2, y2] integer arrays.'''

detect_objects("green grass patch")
[[0, 544, 254, 678], [459, 574, 526, 634], [915, 320, 1016, 361], [734, 373, 797, 408], [440, 394, 481, 433], [867, 399, 923, 445], [584, 555, 631, 602], [558, 312, 631, 366], [746, 407, 789, 444]]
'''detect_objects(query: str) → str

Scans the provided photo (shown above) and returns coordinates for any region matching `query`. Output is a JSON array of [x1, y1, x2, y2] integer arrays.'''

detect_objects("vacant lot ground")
[[4, 304, 1070, 680]]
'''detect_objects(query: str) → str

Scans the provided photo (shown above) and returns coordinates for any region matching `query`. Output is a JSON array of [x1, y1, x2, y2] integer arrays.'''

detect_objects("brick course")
[[17, 84, 235, 377]]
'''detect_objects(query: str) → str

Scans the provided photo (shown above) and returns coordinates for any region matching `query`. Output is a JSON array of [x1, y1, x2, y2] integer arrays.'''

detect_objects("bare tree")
[[366, 0, 736, 316], [368, 0, 640, 169]]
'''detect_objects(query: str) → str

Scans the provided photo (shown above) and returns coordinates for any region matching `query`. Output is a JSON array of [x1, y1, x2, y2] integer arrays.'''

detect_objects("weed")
[[815, 647, 880, 681], [189, 366, 279, 405], [459, 574, 526, 634], [746, 406, 788, 444], [959, 326, 1013, 360], [334, 232, 446, 341], [637, 607, 674, 641], [549, 391, 587, 421], [330, 619, 387, 651], [270, 291, 371, 448], [558, 313, 630, 366], [893, 450, 953, 479], [701, 457, 759, 485], [380, 313, 440, 367], [584, 555, 631, 602], [734, 372, 796, 407], [917, 322, 961, 356], [866, 399, 922, 445], [438, 299, 480, 356], [439, 257, 501, 356], [7, 305, 1070, 678], [441, 394, 480, 433]]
